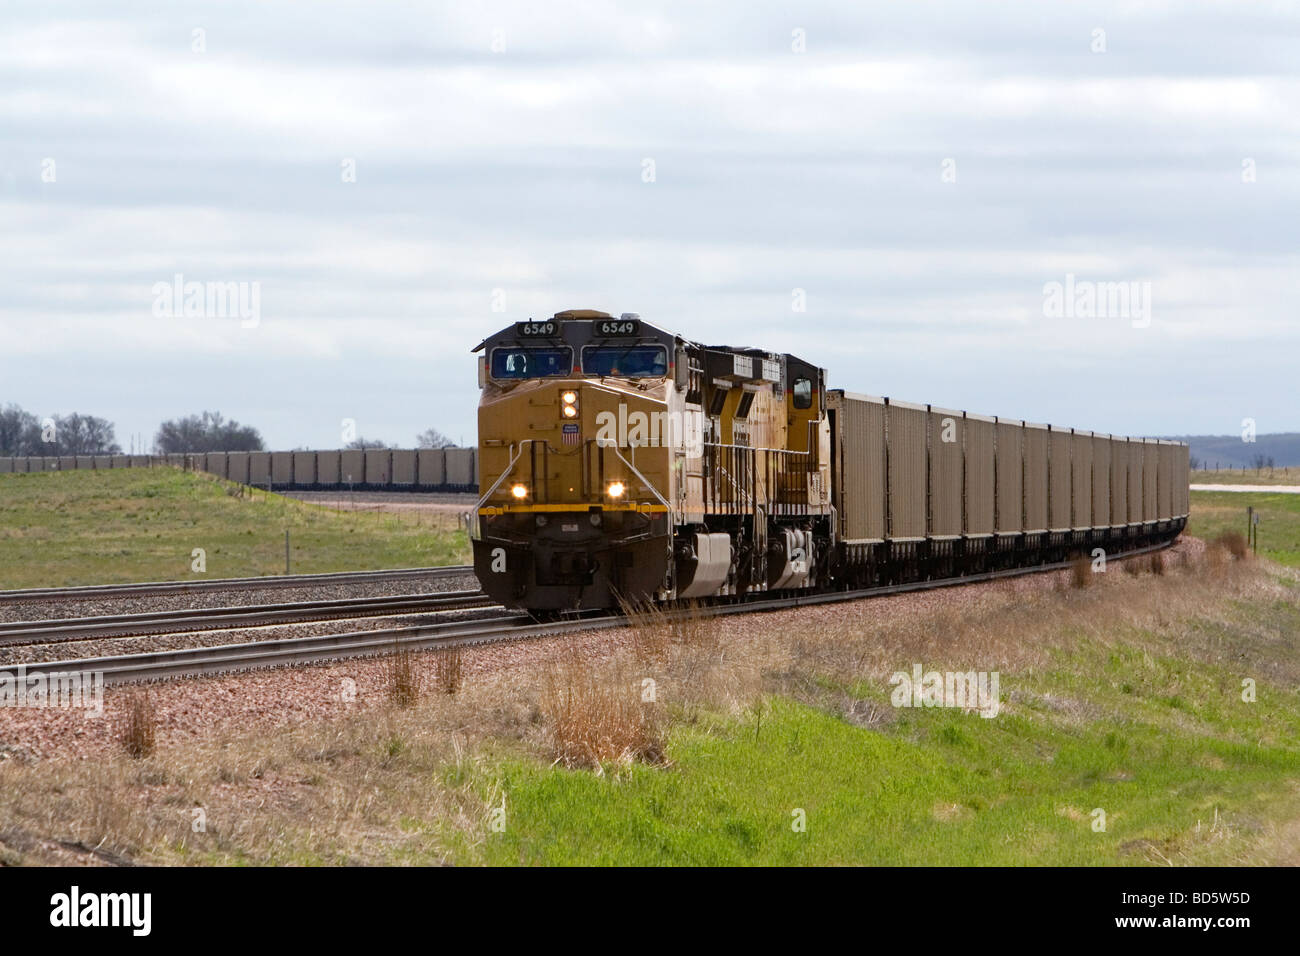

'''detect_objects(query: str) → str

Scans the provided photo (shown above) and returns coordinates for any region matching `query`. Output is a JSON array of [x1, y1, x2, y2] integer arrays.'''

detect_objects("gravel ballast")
[[0, 540, 1204, 763], [0, 569, 479, 625]]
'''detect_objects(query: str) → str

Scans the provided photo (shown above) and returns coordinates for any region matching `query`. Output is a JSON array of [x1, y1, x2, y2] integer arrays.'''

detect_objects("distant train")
[[0, 448, 478, 492], [470, 310, 1189, 613]]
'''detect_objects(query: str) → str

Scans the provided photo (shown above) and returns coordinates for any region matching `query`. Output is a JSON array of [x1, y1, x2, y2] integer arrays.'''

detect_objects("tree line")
[[346, 428, 457, 451], [0, 405, 122, 456], [1, 404, 459, 456], [153, 411, 265, 453]]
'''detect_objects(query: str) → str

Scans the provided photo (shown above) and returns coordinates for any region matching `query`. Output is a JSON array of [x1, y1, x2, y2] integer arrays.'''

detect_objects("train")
[[0, 448, 478, 492], [470, 310, 1189, 612]]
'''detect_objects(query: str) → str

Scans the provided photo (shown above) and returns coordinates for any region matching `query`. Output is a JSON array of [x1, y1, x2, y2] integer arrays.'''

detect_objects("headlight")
[[560, 389, 578, 419], [607, 481, 625, 498], [510, 483, 528, 499]]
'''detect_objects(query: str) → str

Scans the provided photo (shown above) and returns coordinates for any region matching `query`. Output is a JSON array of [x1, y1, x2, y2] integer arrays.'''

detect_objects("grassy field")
[[473, 549, 1300, 865], [0, 468, 469, 588], [1190, 470, 1300, 486], [480, 687, 1300, 866], [1189, 489, 1300, 567], [1, 486, 1297, 866]]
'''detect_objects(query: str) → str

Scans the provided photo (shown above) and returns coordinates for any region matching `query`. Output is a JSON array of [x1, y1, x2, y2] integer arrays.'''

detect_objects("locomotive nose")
[[555, 550, 598, 578]]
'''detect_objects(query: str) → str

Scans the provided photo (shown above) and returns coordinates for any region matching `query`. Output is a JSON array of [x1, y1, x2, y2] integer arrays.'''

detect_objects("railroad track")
[[22, 541, 1175, 685], [0, 590, 497, 647], [0, 565, 475, 604]]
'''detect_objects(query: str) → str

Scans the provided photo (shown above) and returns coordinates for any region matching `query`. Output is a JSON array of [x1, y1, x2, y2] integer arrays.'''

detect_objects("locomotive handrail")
[[477, 438, 675, 526], [605, 441, 675, 522], [702, 441, 813, 455], [469, 440, 536, 536], [714, 460, 754, 507], [701, 441, 822, 515]]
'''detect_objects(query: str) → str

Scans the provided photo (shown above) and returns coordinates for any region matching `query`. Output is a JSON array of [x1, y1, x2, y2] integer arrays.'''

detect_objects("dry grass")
[[542, 650, 665, 771], [619, 596, 716, 665], [1196, 533, 1253, 580], [1217, 530, 1250, 560], [433, 645, 465, 696], [750, 539, 1295, 731], [119, 692, 156, 759], [0, 667, 554, 865], [1070, 555, 1092, 589], [1148, 551, 1165, 576], [383, 644, 421, 708], [621, 599, 746, 715], [618, 596, 671, 666], [1, 709, 500, 865], [1204, 536, 1229, 572]]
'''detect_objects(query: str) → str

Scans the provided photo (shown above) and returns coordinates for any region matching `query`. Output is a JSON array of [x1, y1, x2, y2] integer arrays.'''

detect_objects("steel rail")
[[0, 565, 475, 604], [25, 612, 562, 684], [0, 590, 496, 647], [23, 540, 1176, 685]]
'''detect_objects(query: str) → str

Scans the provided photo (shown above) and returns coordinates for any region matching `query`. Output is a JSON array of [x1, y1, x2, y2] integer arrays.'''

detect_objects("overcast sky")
[[2, 0, 1297, 451]]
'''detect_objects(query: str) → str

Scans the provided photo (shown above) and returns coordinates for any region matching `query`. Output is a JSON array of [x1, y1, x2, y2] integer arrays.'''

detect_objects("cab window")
[[792, 376, 813, 409], [490, 347, 572, 379], [582, 345, 668, 378]]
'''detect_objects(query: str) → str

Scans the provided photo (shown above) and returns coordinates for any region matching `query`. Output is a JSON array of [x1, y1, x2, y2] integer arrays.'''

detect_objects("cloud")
[[1, 0, 1297, 448]]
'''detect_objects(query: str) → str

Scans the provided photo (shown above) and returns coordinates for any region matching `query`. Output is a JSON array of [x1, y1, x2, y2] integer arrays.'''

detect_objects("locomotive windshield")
[[582, 345, 668, 378], [490, 347, 572, 379]]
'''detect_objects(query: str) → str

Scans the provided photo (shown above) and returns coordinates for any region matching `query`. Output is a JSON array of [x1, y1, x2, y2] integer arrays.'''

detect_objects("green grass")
[[1189, 489, 1300, 567], [0, 468, 469, 587], [458, 498, 1300, 866], [474, 668, 1300, 866]]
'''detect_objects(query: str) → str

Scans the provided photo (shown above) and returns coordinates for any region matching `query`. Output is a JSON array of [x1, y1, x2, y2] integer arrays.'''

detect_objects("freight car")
[[0, 448, 477, 492], [466, 310, 1189, 612]]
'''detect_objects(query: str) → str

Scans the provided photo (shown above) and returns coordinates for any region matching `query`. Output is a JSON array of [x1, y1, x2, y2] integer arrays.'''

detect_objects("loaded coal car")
[[471, 310, 1188, 613]]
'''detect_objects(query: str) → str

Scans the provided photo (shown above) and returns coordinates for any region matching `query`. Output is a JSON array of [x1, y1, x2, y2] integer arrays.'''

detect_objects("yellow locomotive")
[[471, 309, 832, 611]]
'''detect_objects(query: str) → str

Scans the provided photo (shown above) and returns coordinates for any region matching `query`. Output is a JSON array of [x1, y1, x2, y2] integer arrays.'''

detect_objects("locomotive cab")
[[472, 311, 683, 611]]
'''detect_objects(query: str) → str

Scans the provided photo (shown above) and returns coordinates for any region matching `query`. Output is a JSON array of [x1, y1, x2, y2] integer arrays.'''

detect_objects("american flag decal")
[[562, 423, 580, 445]]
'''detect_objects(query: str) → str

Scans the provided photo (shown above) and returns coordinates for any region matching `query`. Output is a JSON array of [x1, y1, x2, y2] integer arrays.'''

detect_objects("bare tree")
[[155, 411, 263, 453], [345, 437, 390, 450], [0, 404, 40, 456], [0, 405, 120, 455], [55, 413, 122, 455], [416, 427, 456, 449]]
